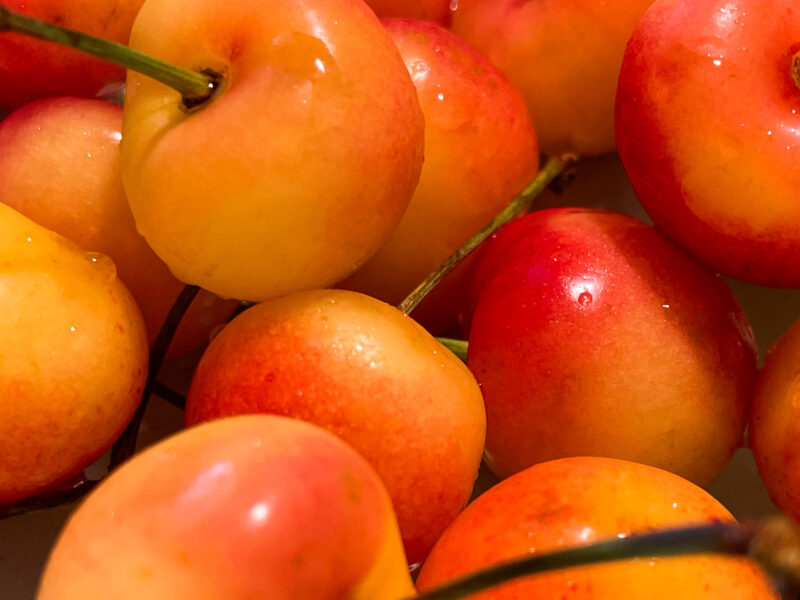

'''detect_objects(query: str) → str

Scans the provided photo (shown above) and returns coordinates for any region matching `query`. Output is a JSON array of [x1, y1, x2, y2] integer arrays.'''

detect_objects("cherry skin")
[[466, 208, 756, 485], [0, 97, 238, 358], [0, 0, 144, 109], [38, 416, 415, 599], [616, 0, 800, 286], [364, 0, 452, 24], [417, 457, 778, 599], [450, 0, 656, 156], [750, 316, 800, 523], [341, 19, 539, 333], [120, 0, 425, 302], [184, 289, 486, 564], [0, 203, 148, 504]]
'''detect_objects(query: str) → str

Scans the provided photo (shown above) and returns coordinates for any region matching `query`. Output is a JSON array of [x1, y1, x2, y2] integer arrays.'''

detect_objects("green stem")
[[792, 50, 800, 92], [397, 154, 575, 316], [412, 521, 759, 600], [0, 6, 217, 108], [436, 337, 468, 362]]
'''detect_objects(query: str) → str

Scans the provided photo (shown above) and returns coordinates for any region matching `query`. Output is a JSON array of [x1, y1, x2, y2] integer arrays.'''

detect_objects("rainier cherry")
[[341, 19, 539, 332], [751, 315, 800, 524], [38, 416, 415, 599], [121, 0, 424, 301], [417, 457, 778, 599], [185, 289, 486, 564], [466, 208, 756, 485], [0, 203, 147, 503], [0, 97, 237, 357], [450, 0, 656, 156], [616, 0, 800, 286]]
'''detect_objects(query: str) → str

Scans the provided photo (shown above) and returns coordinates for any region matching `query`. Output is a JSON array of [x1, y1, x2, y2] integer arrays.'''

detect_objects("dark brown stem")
[[792, 51, 800, 92], [397, 154, 576, 316]]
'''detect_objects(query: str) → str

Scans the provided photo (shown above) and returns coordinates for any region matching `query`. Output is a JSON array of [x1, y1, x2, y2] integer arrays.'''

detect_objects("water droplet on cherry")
[[84, 251, 116, 281]]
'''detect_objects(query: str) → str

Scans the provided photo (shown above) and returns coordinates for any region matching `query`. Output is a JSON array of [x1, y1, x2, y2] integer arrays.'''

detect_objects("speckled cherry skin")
[[0, 203, 148, 503], [417, 457, 778, 599], [466, 208, 756, 484], [616, 0, 800, 286], [0, 0, 144, 109], [38, 416, 415, 599], [184, 289, 486, 564], [341, 19, 538, 333]]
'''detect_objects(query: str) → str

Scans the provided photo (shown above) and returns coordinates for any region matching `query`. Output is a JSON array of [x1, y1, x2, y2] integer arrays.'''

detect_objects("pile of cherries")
[[1, 0, 800, 597]]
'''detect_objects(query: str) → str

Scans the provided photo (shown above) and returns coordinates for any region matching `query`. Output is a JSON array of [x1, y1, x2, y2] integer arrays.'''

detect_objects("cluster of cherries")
[[2, 0, 800, 598]]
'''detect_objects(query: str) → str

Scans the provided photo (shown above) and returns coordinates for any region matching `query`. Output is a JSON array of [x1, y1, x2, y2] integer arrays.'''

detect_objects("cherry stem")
[[0, 6, 217, 109], [792, 51, 800, 92], [436, 337, 468, 362], [109, 284, 199, 470], [397, 154, 576, 316], [411, 517, 800, 600]]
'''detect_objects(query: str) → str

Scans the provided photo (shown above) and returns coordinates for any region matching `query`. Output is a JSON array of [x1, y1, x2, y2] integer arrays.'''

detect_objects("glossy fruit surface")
[[616, 0, 800, 286], [364, 0, 451, 23], [0, 97, 238, 357], [341, 19, 538, 333], [451, 0, 655, 155], [0, 0, 144, 109], [0, 203, 148, 503], [185, 289, 485, 564], [417, 457, 778, 599], [38, 415, 414, 599], [121, 0, 425, 301], [467, 208, 756, 484], [751, 316, 800, 522]]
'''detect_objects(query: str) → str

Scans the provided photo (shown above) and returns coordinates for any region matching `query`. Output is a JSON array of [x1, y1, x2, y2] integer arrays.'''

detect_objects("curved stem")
[[412, 521, 764, 600], [397, 154, 576, 316], [0, 6, 217, 108], [792, 50, 800, 92], [109, 284, 200, 470], [436, 337, 468, 362]]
